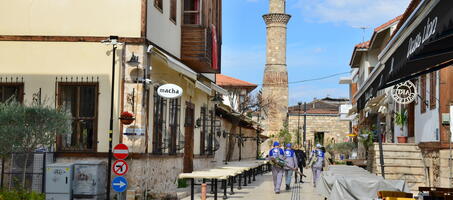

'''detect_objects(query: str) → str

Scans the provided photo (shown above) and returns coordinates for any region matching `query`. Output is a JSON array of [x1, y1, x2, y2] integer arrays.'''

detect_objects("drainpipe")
[[378, 119, 385, 178]]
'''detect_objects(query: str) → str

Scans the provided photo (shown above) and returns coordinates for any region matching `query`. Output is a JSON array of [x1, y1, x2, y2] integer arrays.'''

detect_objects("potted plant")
[[395, 109, 408, 143], [120, 111, 135, 125]]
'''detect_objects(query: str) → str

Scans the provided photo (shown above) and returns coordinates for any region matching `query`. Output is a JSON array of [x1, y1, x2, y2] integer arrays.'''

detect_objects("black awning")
[[358, 0, 453, 110]]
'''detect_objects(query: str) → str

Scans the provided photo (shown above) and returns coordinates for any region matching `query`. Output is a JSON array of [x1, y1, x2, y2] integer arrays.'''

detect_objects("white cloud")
[[294, 0, 410, 27]]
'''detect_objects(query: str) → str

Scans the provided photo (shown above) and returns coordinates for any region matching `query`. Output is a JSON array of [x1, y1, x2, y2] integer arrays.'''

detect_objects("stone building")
[[215, 74, 264, 162], [287, 97, 350, 151], [261, 0, 291, 152]]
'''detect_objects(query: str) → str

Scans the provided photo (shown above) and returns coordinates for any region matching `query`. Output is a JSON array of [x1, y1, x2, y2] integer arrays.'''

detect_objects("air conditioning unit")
[[10, 153, 54, 192]]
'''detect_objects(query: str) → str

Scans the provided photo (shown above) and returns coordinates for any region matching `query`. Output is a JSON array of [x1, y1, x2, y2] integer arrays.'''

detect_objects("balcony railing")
[[181, 25, 220, 73]]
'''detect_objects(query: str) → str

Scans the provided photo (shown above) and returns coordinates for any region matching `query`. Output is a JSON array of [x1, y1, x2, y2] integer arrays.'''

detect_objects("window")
[[168, 98, 182, 154], [170, 0, 177, 24], [0, 83, 23, 103], [154, 0, 163, 12], [152, 86, 182, 154], [420, 74, 427, 113], [153, 86, 167, 154], [184, 0, 201, 25], [429, 72, 437, 110], [199, 106, 214, 155], [58, 83, 98, 151]]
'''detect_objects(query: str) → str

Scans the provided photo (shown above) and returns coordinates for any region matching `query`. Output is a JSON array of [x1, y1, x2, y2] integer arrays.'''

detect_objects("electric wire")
[[254, 71, 351, 86]]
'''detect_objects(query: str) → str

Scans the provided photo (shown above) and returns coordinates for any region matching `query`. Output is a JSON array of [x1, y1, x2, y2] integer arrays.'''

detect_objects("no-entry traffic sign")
[[113, 143, 129, 160], [112, 160, 129, 176]]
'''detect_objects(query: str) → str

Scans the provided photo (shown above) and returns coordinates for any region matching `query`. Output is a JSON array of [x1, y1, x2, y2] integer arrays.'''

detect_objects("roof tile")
[[215, 74, 258, 88]]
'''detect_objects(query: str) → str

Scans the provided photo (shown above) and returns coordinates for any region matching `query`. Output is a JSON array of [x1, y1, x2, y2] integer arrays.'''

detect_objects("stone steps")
[[371, 143, 427, 193], [375, 158, 424, 166], [373, 144, 420, 152], [375, 151, 423, 159]]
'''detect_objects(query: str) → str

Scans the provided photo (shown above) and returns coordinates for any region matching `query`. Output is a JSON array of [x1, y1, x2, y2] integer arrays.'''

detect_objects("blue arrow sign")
[[112, 176, 128, 193]]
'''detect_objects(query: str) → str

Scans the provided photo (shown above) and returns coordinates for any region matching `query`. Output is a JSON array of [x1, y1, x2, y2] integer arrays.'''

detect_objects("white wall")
[[147, 0, 181, 58], [415, 72, 440, 143]]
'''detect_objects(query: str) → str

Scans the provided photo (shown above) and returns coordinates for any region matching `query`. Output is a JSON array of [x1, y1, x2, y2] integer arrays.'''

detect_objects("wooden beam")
[[141, 0, 148, 37], [0, 35, 146, 44]]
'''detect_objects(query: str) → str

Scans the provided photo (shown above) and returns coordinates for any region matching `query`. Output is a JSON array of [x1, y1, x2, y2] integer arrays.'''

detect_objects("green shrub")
[[177, 179, 188, 188], [0, 189, 44, 200]]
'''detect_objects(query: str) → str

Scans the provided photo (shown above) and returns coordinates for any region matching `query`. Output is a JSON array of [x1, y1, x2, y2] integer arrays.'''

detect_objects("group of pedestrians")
[[268, 141, 330, 194]]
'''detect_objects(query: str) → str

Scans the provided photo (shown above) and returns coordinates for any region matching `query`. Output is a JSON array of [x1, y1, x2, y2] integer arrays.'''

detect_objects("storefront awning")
[[211, 82, 228, 95], [148, 46, 198, 81], [357, 0, 453, 110], [195, 81, 212, 95]]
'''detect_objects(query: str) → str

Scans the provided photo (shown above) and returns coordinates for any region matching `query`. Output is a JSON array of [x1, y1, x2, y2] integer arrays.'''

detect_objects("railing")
[[181, 25, 215, 73]]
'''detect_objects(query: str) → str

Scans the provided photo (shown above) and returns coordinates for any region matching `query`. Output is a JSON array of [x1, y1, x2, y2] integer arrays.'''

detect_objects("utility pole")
[[303, 102, 307, 150], [297, 102, 302, 146]]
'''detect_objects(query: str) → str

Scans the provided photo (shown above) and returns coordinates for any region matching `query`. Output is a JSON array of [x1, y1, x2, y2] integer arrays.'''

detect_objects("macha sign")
[[157, 84, 183, 99]]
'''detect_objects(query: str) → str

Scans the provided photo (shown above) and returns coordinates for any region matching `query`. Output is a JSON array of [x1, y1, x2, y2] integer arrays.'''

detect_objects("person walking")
[[283, 143, 298, 190], [294, 145, 306, 183], [268, 141, 285, 194], [306, 144, 325, 187]]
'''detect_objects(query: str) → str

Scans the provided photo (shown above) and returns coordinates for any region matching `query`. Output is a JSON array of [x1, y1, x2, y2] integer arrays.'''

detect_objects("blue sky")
[[221, 0, 410, 105]]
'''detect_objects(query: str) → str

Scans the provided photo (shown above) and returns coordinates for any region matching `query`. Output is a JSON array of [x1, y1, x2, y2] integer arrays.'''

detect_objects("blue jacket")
[[269, 147, 284, 158]]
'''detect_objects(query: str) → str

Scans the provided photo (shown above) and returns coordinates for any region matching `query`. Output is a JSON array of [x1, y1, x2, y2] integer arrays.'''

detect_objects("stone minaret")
[[261, 0, 290, 150]]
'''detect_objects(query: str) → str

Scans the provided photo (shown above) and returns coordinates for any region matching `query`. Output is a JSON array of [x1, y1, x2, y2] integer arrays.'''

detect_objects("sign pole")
[[106, 38, 118, 200]]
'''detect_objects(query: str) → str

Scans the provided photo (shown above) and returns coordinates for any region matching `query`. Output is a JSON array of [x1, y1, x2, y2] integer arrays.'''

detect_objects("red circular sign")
[[113, 144, 129, 160], [112, 160, 129, 176]]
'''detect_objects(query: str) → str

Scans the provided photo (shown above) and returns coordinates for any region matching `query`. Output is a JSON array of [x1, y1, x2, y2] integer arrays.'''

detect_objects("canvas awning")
[[357, 0, 453, 110], [148, 46, 198, 81]]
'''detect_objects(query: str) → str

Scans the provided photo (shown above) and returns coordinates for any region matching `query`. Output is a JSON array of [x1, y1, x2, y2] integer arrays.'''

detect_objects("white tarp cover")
[[317, 166, 410, 200]]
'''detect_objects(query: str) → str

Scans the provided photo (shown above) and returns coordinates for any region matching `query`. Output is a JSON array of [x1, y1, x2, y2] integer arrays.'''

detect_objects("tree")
[[224, 89, 274, 161], [277, 121, 292, 145], [0, 100, 71, 187]]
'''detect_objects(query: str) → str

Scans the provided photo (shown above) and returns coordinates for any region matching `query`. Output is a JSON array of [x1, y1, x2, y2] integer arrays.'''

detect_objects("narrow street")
[[182, 169, 324, 200]]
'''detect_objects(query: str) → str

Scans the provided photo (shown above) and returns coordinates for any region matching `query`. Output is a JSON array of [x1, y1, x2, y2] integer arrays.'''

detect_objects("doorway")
[[183, 102, 195, 173], [314, 132, 324, 146]]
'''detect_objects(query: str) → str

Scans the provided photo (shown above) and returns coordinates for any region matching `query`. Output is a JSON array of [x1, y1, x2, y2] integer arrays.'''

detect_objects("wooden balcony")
[[181, 25, 220, 73]]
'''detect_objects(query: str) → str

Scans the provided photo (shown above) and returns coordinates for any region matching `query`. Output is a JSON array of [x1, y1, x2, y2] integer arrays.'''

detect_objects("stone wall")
[[440, 149, 453, 187], [56, 155, 216, 199], [287, 114, 350, 148]]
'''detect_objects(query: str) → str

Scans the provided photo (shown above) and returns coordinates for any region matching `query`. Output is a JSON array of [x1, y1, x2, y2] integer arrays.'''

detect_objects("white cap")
[[316, 144, 322, 148]]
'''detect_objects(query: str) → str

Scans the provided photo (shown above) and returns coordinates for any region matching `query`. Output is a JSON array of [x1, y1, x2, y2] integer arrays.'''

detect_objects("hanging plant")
[[119, 111, 135, 125]]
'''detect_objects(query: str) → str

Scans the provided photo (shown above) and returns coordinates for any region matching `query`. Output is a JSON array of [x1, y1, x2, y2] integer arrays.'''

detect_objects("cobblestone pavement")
[[181, 169, 325, 200]]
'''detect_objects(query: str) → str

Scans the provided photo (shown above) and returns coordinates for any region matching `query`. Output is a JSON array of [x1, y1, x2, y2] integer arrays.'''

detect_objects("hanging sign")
[[157, 84, 183, 99], [112, 160, 129, 176], [391, 81, 417, 104], [113, 144, 129, 160]]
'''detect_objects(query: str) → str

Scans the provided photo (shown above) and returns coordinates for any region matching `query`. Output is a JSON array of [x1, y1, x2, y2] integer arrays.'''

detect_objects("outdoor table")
[[317, 166, 410, 200], [179, 171, 231, 200], [179, 160, 268, 200]]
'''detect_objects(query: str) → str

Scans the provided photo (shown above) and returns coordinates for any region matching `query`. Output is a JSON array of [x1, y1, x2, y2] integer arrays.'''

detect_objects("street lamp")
[[303, 102, 307, 150], [297, 102, 302, 146], [102, 36, 122, 200]]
